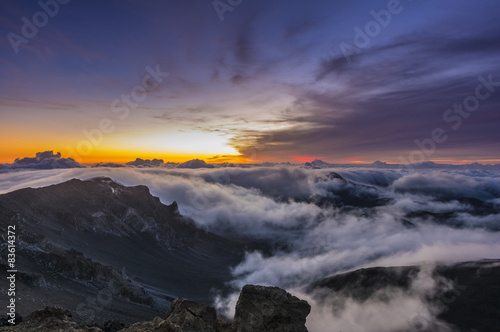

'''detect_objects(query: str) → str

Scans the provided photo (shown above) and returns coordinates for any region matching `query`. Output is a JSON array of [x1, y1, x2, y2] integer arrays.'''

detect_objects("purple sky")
[[1, 0, 499, 163]]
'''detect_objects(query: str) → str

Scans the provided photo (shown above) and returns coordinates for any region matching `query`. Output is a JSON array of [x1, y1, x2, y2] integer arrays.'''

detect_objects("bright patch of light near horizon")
[[128, 130, 240, 155]]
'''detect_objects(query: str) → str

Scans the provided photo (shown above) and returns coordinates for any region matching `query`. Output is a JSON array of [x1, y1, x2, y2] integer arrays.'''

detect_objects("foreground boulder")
[[0, 285, 310, 332], [232, 285, 311, 332]]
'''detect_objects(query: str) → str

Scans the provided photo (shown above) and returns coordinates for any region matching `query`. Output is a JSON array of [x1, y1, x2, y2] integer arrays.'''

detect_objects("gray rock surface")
[[0, 286, 310, 332], [165, 299, 218, 332], [232, 285, 311, 332], [0, 306, 102, 332]]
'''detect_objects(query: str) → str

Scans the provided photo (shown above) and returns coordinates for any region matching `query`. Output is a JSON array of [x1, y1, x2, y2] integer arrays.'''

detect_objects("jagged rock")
[[232, 285, 311, 332], [120, 285, 311, 332], [102, 320, 126, 332], [165, 299, 218, 332], [119, 316, 178, 332], [120, 298, 219, 332], [0, 306, 102, 332]]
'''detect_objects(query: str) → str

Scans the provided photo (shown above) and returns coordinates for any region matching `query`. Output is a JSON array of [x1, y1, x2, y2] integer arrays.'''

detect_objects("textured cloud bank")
[[392, 171, 500, 201], [126, 158, 164, 167], [1, 151, 81, 169], [1, 166, 499, 331]]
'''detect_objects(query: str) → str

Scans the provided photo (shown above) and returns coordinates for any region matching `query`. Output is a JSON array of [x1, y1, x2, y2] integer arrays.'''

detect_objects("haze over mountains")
[[1, 160, 499, 331]]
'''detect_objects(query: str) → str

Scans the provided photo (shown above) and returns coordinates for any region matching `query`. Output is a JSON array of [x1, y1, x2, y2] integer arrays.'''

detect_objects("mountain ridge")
[[0, 177, 245, 325]]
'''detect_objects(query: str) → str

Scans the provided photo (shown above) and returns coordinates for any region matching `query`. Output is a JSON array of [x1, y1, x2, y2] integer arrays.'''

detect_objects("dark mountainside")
[[310, 260, 500, 332], [0, 177, 245, 325]]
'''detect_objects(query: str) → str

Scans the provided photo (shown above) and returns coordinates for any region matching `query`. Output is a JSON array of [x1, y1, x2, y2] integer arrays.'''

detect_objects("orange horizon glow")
[[0, 148, 248, 164], [1, 149, 498, 166], [292, 156, 326, 163], [64, 152, 248, 165]]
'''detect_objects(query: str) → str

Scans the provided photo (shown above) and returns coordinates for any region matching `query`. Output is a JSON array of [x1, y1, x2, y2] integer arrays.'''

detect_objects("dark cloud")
[[198, 167, 312, 200], [234, 30, 254, 64], [219, 9, 500, 162], [126, 158, 164, 168], [283, 18, 319, 40], [318, 27, 500, 81], [230, 74, 250, 85], [9, 151, 81, 169], [176, 159, 214, 169], [236, 63, 500, 162]]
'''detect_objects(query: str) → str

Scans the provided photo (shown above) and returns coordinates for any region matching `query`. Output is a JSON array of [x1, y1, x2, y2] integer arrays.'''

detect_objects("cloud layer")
[[1, 165, 499, 331]]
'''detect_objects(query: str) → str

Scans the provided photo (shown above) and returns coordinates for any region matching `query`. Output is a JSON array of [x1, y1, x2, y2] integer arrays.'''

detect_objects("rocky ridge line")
[[0, 285, 311, 332]]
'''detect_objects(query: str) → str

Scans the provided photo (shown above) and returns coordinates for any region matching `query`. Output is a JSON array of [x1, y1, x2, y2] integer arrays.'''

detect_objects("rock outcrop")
[[0, 285, 311, 332], [165, 299, 219, 332], [232, 285, 311, 332], [122, 298, 219, 332]]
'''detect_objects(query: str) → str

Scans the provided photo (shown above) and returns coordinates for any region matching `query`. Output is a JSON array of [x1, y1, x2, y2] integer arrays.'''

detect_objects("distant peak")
[[177, 159, 214, 169], [89, 176, 116, 183], [126, 158, 164, 167], [304, 159, 330, 169], [169, 201, 179, 214]]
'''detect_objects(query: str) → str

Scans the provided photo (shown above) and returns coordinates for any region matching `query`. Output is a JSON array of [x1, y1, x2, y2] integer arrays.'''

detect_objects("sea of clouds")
[[1, 163, 499, 331]]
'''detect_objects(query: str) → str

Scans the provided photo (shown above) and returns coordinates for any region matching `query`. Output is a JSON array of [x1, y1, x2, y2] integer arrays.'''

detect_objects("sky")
[[1, 0, 499, 164]]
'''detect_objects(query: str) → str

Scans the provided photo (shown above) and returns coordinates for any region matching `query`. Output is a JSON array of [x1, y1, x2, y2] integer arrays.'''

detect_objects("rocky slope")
[[0, 285, 311, 332], [0, 177, 245, 325]]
